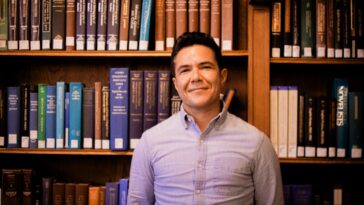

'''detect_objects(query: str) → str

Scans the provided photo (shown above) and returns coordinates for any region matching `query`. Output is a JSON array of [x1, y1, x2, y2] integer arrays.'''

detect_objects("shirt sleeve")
[[127, 134, 155, 205], [253, 133, 284, 205]]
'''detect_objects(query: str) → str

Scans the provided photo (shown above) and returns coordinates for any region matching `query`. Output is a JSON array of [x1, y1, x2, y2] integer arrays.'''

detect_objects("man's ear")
[[220, 68, 228, 86], [172, 77, 178, 92]]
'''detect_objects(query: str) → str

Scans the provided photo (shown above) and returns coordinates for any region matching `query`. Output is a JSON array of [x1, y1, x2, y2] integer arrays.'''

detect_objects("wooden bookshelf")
[[271, 58, 364, 65], [0, 148, 133, 156], [280, 158, 364, 165]]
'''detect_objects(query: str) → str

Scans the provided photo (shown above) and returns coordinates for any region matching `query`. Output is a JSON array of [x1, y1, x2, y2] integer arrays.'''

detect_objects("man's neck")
[[183, 102, 222, 132]]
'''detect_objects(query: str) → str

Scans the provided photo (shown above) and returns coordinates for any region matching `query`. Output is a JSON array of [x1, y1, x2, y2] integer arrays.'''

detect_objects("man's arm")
[[253, 134, 284, 205], [128, 135, 155, 204]]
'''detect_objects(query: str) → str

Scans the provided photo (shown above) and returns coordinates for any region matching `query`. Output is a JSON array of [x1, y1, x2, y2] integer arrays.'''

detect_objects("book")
[[176, 0, 187, 38], [301, 0, 315, 57], [29, 86, 38, 148], [106, 0, 120, 50], [316, 0, 326, 58], [304, 96, 316, 157], [170, 85, 181, 115], [0, 87, 6, 147], [357, 0, 364, 58], [283, 0, 292, 57], [110, 68, 129, 150], [335, 0, 343, 58], [210, 0, 220, 45], [119, 178, 129, 205], [129, 70, 143, 149], [348, 92, 363, 158], [66, 0, 76, 50], [7, 86, 21, 148], [118, 0, 130, 50], [20, 84, 30, 148], [128, 0, 141, 50], [332, 78, 349, 157], [97, 0, 107, 50], [64, 91, 70, 148], [326, 0, 335, 58], [46, 85, 56, 148], [41, 0, 52, 49], [138, 0, 153, 50], [1, 169, 22, 205], [99, 186, 106, 205], [290, 184, 313, 205], [37, 84, 46, 148], [82, 87, 95, 149], [0, 0, 7, 50], [221, 0, 233, 50], [288, 86, 298, 158], [52, 0, 66, 49], [143, 70, 158, 131], [86, 0, 97, 50], [278, 86, 288, 158], [56, 82, 66, 148], [188, 0, 198, 32], [199, 0, 210, 34], [328, 98, 337, 157], [42, 177, 54, 205], [157, 70, 171, 123], [271, 0, 282, 58], [316, 96, 329, 158], [53, 182, 65, 205], [19, 0, 30, 50], [21, 169, 33, 205], [76, 0, 86, 50], [101, 85, 110, 149], [270, 86, 279, 154], [342, 0, 351, 58], [165, 0, 175, 50], [155, 0, 165, 50], [65, 183, 76, 205], [291, 0, 300, 57], [69, 82, 83, 149], [94, 82, 102, 149], [75, 183, 89, 205], [297, 94, 305, 157], [8, 0, 18, 50], [105, 181, 118, 205], [88, 186, 100, 205]]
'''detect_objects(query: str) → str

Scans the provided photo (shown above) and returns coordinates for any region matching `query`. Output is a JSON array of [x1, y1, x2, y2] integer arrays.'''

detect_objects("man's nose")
[[191, 67, 202, 81]]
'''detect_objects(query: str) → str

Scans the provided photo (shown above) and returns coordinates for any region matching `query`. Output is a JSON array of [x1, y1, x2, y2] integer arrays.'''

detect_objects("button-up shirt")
[[128, 104, 284, 205]]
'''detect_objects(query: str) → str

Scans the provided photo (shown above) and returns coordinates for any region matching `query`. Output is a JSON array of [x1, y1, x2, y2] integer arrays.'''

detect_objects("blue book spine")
[[332, 78, 349, 157], [110, 68, 129, 150], [64, 92, 70, 148], [290, 184, 312, 205], [69, 83, 83, 149], [46, 85, 56, 148], [143, 70, 157, 132], [106, 181, 119, 205], [138, 0, 152, 50], [129, 70, 143, 149], [29, 91, 38, 148], [118, 178, 129, 205], [7, 86, 21, 148], [56, 82, 65, 148], [348, 92, 364, 158]]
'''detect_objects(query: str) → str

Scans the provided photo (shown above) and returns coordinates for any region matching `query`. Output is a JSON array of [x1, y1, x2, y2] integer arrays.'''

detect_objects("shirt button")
[[196, 189, 201, 194], [200, 139, 204, 143], [198, 162, 202, 168]]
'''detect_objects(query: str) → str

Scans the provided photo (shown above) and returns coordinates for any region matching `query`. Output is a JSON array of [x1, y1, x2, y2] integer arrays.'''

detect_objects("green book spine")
[[301, 0, 316, 57], [0, 0, 8, 50], [37, 84, 47, 148]]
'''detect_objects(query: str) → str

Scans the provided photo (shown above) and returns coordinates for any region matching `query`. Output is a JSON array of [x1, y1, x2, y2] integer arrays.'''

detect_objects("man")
[[128, 32, 284, 204]]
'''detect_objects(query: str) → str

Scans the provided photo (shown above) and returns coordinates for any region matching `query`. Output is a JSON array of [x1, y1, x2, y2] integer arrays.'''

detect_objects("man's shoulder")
[[143, 113, 181, 137], [226, 112, 264, 137]]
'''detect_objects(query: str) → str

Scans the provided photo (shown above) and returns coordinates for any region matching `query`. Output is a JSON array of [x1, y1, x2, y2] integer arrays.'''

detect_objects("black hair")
[[171, 32, 222, 76]]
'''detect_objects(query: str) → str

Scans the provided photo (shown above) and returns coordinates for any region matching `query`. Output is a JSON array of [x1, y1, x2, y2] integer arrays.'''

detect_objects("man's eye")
[[179, 68, 189, 73]]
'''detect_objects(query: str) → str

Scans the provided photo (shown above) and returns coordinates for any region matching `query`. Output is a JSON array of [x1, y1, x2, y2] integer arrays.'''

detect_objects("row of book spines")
[[270, 82, 363, 159], [0, 0, 235, 52], [1, 168, 128, 205], [284, 183, 360, 205], [0, 68, 172, 150], [271, 0, 364, 58]]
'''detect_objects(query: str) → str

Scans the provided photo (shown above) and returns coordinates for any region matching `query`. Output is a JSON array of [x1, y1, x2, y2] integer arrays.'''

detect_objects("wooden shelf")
[[0, 148, 133, 156], [271, 58, 364, 65], [0, 50, 248, 57], [279, 158, 364, 165]]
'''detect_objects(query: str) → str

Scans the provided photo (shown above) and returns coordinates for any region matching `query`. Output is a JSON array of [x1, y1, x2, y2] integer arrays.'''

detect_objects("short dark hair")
[[171, 32, 222, 76]]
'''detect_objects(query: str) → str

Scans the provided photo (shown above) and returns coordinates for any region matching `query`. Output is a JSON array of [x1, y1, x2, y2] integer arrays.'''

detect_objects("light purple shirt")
[[128, 104, 284, 205]]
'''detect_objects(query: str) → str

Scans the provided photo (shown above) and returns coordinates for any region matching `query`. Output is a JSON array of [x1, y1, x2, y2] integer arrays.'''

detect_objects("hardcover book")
[[188, 0, 198, 32], [271, 0, 282, 58], [82, 87, 95, 148], [221, 0, 233, 50], [278, 86, 288, 158], [1, 169, 22, 205], [101, 85, 110, 149], [46, 85, 56, 148], [129, 70, 143, 149], [69, 82, 83, 149], [7, 86, 21, 148], [30, 0, 41, 50], [348, 92, 363, 158], [75, 183, 89, 205], [41, 0, 52, 49], [110, 68, 129, 150], [0, 0, 7, 50], [53, 182, 65, 205], [21, 169, 33, 205], [328, 99, 337, 157], [270, 86, 278, 154], [119, 178, 129, 205], [335, 0, 343, 58], [64, 91, 70, 148], [176, 0, 187, 39], [20, 84, 30, 148], [143, 70, 158, 132], [157, 70, 171, 123], [0, 87, 6, 147], [106, 0, 120, 50], [315, 0, 326, 58], [97, 0, 107, 50], [42, 177, 54, 205], [128, 0, 141, 50], [88, 186, 100, 205], [66, 0, 76, 50], [52, 0, 66, 49], [165, 0, 175, 50], [8, 0, 18, 50], [199, 0, 210, 34], [301, 0, 315, 57], [155, 0, 165, 50], [86, 0, 97, 50], [304, 96, 316, 157], [118, 0, 130, 50], [29, 87, 38, 148], [19, 0, 30, 50], [65, 183, 76, 205], [94, 82, 102, 149], [291, 0, 300, 57], [326, 0, 335, 58], [105, 181, 118, 205], [287, 86, 298, 158], [56, 82, 65, 148], [210, 0, 220, 45], [283, 0, 292, 57], [316, 96, 329, 157], [342, 0, 351, 58], [76, 0, 86, 50], [297, 94, 305, 157], [37, 84, 47, 148], [138, 0, 153, 50]]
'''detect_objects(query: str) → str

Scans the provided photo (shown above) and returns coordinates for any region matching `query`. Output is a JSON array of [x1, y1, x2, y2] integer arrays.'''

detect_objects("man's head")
[[171, 32, 227, 113]]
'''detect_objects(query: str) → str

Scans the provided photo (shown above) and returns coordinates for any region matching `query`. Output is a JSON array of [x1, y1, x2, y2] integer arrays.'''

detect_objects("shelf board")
[[0, 148, 133, 156], [271, 58, 364, 65], [0, 50, 248, 57], [279, 158, 364, 165]]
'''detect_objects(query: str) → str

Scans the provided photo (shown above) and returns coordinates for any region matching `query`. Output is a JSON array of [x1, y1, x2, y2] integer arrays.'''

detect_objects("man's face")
[[172, 45, 227, 112]]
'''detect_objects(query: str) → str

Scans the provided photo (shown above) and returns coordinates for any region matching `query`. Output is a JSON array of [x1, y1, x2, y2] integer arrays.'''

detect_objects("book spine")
[[42, 177, 54, 205], [41, 0, 52, 49], [291, 0, 300, 57], [46, 85, 56, 148], [65, 183, 76, 205], [170, 86, 181, 115], [105, 181, 118, 205], [221, 0, 233, 50], [128, 0, 141, 50], [82, 87, 95, 149], [8, 0, 18, 50], [129, 70, 143, 149], [342, 0, 351, 58], [210, 0, 220, 45], [350, 0, 356, 58], [157, 70, 171, 123], [69, 82, 82, 149], [96, 0, 107, 50], [283, 0, 292, 57], [143, 70, 157, 131], [1, 169, 22, 204], [175, 0, 187, 38], [118, 0, 130, 50], [287, 86, 298, 158], [277, 86, 288, 158], [19, 0, 30, 50], [52, 0, 66, 49], [29, 91, 38, 148], [110, 68, 129, 150], [106, 0, 119, 50], [357, 0, 364, 58], [21, 169, 33, 205], [188, 0, 198, 32], [75, 184, 89, 205], [165, 0, 175, 50], [326, 0, 335, 58], [304, 96, 316, 157], [86, 0, 97, 50], [348, 92, 363, 158], [270, 86, 279, 154], [0, 87, 7, 147], [101, 85, 110, 149], [335, 0, 343, 58], [301, 0, 315, 57], [316, 0, 326, 58], [53, 182, 65, 205], [316, 96, 329, 157], [37, 84, 46, 148], [328, 98, 337, 157], [271, 0, 282, 58], [155, 0, 165, 50], [64, 91, 69, 148], [0, 0, 8, 50], [118, 178, 129, 205], [138, 0, 152, 50], [7, 86, 21, 148], [94, 82, 102, 149], [30, 0, 41, 50], [20, 84, 30, 148], [297, 94, 305, 157], [88, 186, 100, 204], [66, 0, 76, 50], [56, 82, 65, 148], [76, 0, 86, 50], [333, 78, 349, 157], [199, 0, 210, 34]]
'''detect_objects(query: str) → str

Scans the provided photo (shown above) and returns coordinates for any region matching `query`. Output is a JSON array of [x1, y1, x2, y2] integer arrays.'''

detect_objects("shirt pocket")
[[213, 157, 253, 197]]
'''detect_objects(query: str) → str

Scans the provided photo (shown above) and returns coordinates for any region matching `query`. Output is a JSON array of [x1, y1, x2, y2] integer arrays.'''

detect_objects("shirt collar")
[[179, 101, 228, 130]]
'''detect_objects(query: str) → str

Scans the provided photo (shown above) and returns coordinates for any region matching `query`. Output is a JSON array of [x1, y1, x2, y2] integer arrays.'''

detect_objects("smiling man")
[[128, 32, 284, 205]]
